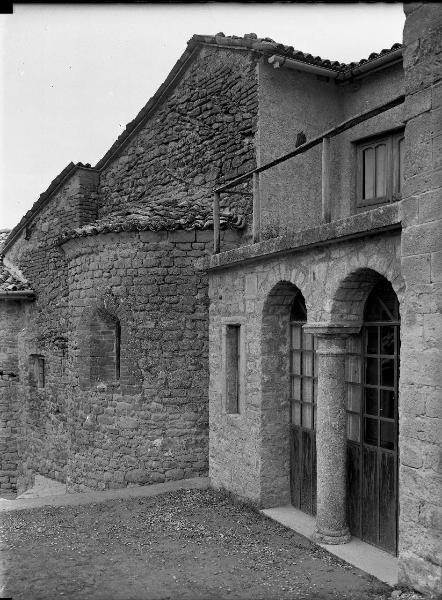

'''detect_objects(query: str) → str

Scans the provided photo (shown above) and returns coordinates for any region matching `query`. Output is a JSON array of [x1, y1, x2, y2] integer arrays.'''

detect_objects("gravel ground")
[[0, 488, 394, 600]]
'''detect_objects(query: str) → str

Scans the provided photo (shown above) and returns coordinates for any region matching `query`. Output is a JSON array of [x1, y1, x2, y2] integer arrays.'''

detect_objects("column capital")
[[303, 322, 361, 337]]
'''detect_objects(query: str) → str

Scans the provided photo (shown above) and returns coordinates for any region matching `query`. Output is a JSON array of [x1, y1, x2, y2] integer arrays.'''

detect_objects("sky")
[[0, 3, 406, 230]]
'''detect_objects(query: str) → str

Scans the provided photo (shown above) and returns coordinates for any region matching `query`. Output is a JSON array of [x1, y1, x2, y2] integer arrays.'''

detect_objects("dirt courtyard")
[[1, 488, 392, 600]]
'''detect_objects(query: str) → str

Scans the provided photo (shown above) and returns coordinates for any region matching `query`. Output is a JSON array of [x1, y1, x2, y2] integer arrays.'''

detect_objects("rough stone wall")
[[209, 232, 403, 506], [98, 45, 258, 230], [0, 300, 24, 492], [398, 3, 442, 596], [3, 169, 98, 492], [62, 228, 241, 491]]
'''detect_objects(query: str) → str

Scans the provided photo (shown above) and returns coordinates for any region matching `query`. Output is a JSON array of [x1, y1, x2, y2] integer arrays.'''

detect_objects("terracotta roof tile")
[[58, 204, 245, 243]]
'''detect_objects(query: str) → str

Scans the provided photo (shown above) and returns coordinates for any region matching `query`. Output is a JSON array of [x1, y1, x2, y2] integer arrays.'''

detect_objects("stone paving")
[[0, 484, 396, 600]]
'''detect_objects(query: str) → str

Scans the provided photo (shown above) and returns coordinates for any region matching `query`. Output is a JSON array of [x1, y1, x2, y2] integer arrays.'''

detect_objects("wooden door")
[[289, 293, 317, 515], [346, 281, 399, 555]]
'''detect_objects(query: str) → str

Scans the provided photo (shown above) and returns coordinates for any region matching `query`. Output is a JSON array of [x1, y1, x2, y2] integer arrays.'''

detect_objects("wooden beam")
[[213, 191, 220, 254], [215, 94, 405, 194], [322, 137, 331, 223]]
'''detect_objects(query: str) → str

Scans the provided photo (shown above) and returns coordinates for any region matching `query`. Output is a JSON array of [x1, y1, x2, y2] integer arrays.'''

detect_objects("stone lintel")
[[303, 322, 362, 337]]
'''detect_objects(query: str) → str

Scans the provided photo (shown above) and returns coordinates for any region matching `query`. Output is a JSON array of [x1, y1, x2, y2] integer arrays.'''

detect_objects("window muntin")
[[289, 294, 316, 430], [357, 131, 404, 207]]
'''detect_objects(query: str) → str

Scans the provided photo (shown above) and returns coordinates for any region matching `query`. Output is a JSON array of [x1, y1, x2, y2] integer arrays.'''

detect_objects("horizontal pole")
[[214, 94, 405, 194]]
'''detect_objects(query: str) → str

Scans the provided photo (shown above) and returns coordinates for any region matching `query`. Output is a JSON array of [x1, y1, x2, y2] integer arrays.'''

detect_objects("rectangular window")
[[225, 324, 240, 414], [30, 354, 45, 388], [357, 130, 404, 208]]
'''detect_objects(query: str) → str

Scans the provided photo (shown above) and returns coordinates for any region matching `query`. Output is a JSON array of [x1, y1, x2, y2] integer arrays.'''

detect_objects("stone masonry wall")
[[209, 232, 403, 506], [3, 169, 98, 492], [98, 45, 258, 230], [398, 3, 442, 596], [0, 300, 25, 493], [62, 228, 241, 491]]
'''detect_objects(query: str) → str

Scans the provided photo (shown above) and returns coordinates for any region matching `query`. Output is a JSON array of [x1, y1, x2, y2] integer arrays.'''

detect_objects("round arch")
[[260, 280, 306, 508]]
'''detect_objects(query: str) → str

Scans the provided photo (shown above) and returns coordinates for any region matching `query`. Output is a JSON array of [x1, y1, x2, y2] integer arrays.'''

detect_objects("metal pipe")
[[268, 54, 339, 79]]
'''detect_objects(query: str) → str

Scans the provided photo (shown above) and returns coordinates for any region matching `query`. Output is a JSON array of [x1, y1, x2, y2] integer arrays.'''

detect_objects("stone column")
[[304, 323, 360, 545]]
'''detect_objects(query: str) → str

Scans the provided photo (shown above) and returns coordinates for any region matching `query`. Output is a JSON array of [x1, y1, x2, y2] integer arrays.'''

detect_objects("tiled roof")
[[192, 33, 402, 74], [2, 162, 97, 255], [0, 229, 33, 292], [58, 205, 245, 243]]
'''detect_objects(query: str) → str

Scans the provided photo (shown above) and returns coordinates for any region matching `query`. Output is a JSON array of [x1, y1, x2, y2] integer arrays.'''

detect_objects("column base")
[[314, 527, 351, 545]]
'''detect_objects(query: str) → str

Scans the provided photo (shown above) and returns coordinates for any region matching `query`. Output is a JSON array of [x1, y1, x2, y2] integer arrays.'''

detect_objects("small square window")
[[356, 130, 404, 207]]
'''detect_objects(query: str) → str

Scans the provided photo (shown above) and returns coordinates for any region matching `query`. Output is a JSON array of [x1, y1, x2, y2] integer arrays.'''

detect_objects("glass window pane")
[[365, 387, 378, 415], [365, 357, 378, 385], [291, 325, 301, 349], [380, 326, 395, 355], [380, 421, 395, 450], [346, 355, 361, 383], [313, 405, 316, 430], [292, 402, 301, 426], [303, 352, 313, 376], [363, 147, 375, 199], [291, 351, 301, 374], [347, 383, 361, 412], [302, 379, 313, 403], [381, 358, 395, 387], [303, 332, 313, 350], [302, 403, 312, 429], [347, 414, 360, 442], [364, 417, 378, 446], [380, 389, 395, 419], [375, 144, 387, 197], [291, 376, 301, 400], [366, 327, 378, 354]]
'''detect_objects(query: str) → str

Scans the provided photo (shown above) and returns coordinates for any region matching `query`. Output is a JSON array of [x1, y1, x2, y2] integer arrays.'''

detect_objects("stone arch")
[[329, 266, 404, 325], [260, 280, 306, 508]]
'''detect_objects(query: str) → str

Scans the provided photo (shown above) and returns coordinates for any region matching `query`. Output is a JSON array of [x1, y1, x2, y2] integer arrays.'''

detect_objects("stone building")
[[0, 3, 440, 597]]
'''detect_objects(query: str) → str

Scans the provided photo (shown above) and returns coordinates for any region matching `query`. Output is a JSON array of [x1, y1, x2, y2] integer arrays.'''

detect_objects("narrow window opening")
[[30, 354, 45, 388], [225, 324, 240, 414]]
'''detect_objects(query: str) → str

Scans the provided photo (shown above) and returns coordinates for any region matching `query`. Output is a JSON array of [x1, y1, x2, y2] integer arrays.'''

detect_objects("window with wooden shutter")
[[357, 130, 404, 207]]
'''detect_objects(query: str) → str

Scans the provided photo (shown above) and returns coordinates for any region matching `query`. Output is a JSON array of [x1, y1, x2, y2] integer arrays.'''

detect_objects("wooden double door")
[[288, 282, 399, 555]]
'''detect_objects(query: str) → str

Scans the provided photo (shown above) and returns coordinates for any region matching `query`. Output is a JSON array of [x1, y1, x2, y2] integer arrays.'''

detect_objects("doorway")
[[346, 279, 400, 555], [289, 292, 317, 515]]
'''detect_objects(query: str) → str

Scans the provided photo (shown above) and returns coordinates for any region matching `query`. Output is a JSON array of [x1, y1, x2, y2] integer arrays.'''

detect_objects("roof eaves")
[[2, 162, 98, 255]]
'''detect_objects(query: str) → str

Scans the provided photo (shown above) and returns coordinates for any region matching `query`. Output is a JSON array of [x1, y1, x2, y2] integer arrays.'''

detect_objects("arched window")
[[289, 291, 317, 515], [346, 279, 400, 555]]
